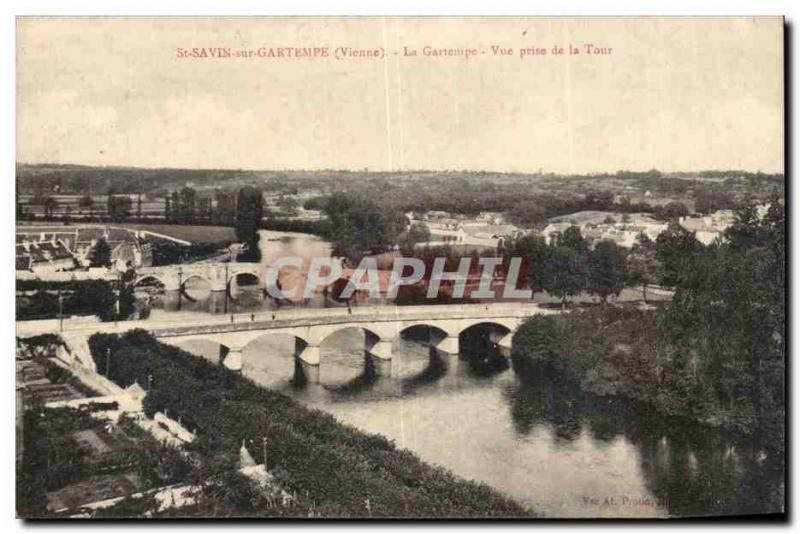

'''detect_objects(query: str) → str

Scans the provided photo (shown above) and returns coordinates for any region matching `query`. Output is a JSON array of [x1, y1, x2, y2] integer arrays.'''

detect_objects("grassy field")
[[15, 221, 237, 246], [86, 331, 534, 518], [105, 223, 235, 245]]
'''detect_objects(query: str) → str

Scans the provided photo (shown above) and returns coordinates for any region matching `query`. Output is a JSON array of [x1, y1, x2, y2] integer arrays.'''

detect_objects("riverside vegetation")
[[83, 330, 533, 518], [511, 198, 785, 454]]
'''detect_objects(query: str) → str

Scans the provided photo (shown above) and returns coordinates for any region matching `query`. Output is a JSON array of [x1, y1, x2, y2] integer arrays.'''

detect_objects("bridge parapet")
[[17, 303, 555, 384]]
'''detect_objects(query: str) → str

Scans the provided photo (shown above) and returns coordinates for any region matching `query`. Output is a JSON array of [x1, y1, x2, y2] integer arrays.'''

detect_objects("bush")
[[87, 331, 533, 518]]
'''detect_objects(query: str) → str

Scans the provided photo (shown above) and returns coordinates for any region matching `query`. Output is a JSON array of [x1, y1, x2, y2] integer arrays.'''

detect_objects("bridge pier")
[[208, 289, 227, 314], [490, 331, 514, 358], [223, 347, 244, 372], [431, 335, 461, 384], [164, 289, 182, 311], [435, 335, 460, 356], [296, 342, 321, 385], [366, 339, 393, 378]]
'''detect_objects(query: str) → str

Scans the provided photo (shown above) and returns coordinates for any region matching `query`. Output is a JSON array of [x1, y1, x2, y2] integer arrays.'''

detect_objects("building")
[[541, 214, 668, 249], [678, 209, 738, 246], [16, 225, 153, 272], [16, 237, 75, 273]]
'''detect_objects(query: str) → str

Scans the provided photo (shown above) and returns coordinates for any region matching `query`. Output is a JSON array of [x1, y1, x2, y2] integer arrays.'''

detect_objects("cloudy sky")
[[17, 17, 784, 174]]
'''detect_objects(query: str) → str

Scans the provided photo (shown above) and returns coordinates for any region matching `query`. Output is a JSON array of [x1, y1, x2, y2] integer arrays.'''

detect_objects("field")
[[15, 221, 236, 246], [98, 223, 235, 245]]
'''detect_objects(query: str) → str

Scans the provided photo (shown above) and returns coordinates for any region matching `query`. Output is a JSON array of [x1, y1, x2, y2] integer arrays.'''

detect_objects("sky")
[[16, 17, 784, 174]]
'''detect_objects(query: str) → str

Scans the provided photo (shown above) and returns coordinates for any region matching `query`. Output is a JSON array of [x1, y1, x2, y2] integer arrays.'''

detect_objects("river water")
[[237, 330, 783, 518], [161, 230, 785, 518]]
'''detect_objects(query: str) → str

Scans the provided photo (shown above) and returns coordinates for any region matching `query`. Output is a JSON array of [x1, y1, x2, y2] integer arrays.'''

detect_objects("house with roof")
[[16, 237, 76, 273]]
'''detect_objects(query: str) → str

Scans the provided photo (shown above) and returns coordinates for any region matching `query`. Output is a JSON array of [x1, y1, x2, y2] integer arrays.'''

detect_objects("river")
[[156, 230, 785, 518], [236, 329, 783, 518]]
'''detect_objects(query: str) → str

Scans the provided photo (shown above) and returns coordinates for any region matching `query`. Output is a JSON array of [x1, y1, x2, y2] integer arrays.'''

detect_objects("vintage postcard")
[[15, 17, 785, 519]]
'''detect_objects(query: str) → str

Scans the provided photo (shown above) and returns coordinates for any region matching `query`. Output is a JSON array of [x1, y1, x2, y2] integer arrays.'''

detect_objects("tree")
[[510, 315, 561, 374], [212, 190, 236, 225], [88, 237, 112, 268], [542, 245, 586, 308], [276, 195, 299, 216], [659, 201, 689, 220], [78, 195, 94, 216], [508, 200, 548, 229], [177, 187, 197, 224], [694, 188, 735, 214], [628, 235, 659, 302], [400, 222, 431, 253], [322, 192, 406, 262], [587, 239, 628, 304], [43, 196, 58, 219], [107, 195, 132, 222], [507, 233, 550, 294], [70, 280, 117, 321], [555, 225, 588, 253], [235, 187, 264, 262], [655, 222, 702, 287], [667, 199, 784, 445], [583, 191, 614, 210]]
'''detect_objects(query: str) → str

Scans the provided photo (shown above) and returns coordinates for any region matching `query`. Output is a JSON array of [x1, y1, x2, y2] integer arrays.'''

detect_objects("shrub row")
[[88, 330, 533, 518]]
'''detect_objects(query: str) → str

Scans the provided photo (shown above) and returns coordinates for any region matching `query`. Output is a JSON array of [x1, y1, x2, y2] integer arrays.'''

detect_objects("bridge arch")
[[227, 271, 264, 303], [241, 330, 311, 353], [315, 326, 391, 386], [181, 274, 212, 302], [240, 331, 309, 388], [181, 273, 211, 287], [458, 321, 515, 374], [228, 268, 263, 286], [458, 319, 515, 337], [317, 324, 385, 348], [134, 274, 166, 288], [397, 323, 451, 346]]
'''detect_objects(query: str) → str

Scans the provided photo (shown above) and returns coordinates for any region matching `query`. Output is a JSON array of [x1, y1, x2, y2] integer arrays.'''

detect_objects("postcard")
[[15, 16, 785, 519]]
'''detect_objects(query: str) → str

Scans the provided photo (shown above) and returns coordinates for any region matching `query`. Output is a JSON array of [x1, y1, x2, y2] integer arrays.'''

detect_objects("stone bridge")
[[135, 263, 267, 290], [134, 263, 269, 310], [153, 303, 550, 382], [19, 303, 554, 384]]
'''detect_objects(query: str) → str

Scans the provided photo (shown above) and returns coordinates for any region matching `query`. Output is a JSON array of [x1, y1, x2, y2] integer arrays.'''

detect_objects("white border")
[[3, 1, 796, 532]]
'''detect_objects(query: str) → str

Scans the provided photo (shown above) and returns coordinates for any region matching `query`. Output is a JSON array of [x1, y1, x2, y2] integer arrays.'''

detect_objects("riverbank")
[[510, 305, 783, 452], [86, 330, 534, 518]]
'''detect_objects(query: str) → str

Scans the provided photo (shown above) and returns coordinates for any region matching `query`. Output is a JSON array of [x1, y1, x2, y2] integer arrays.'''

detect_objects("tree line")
[[84, 330, 534, 518], [510, 193, 785, 451]]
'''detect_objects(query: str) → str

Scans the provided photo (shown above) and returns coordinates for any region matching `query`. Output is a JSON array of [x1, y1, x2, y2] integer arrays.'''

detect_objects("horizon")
[[14, 161, 785, 177]]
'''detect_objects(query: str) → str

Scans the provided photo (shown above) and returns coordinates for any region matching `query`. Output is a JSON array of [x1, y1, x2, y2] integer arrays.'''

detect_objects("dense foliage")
[[86, 330, 533, 518], [16, 279, 135, 322], [507, 228, 631, 305], [511, 195, 785, 452], [318, 192, 408, 261], [235, 186, 264, 262]]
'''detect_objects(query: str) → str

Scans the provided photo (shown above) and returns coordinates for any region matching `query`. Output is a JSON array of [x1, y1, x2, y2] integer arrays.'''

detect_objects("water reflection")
[[506, 370, 785, 517], [137, 230, 334, 315], [239, 333, 783, 517], [153, 231, 783, 517]]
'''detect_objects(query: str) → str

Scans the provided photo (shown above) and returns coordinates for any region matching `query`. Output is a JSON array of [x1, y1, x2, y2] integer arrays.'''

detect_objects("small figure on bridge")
[[250, 313, 255, 322], [230, 314, 234, 324]]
